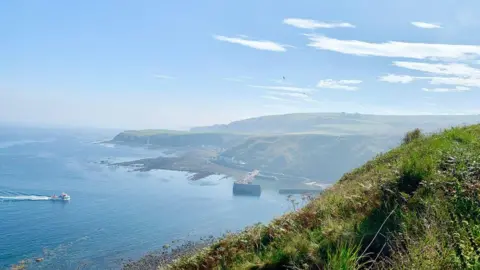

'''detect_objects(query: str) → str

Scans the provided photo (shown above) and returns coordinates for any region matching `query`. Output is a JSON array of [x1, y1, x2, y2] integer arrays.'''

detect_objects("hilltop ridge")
[[190, 113, 480, 135], [126, 124, 480, 269]]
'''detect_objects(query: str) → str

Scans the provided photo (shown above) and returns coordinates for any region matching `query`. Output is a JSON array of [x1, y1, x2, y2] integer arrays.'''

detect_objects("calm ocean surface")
[[0, 127, 290, 269]]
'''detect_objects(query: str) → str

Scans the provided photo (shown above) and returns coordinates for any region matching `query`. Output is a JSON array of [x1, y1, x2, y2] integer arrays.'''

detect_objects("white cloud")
[[267, 91, 308, 98], [154, 74, 175, 79], [379, 74, 415, 84], [283, 18, 355, 29], [213, 35, 288, 52], [411, 22, 442, 29], [303, 34, 480, 93], [428, 76, 480, 87], [422, 86, 470, 92], [255, 85, 319, 104], [393, 61, 480, 77], [382, 61, 480, 89], [261, 95, 291, 102], [248, 85, 315, 93], [306, 34, 480, 60], [263, 91, 320, 104], [378, 74, 480, 88], [316, 79, 362, 91]]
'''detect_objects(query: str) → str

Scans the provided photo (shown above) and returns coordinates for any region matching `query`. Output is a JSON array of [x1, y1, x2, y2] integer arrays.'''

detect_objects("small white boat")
[[50, 192, 71, 201]]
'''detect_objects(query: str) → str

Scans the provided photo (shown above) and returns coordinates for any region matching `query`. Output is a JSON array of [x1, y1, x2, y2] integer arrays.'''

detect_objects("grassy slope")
[[161, 124, 480, 269]]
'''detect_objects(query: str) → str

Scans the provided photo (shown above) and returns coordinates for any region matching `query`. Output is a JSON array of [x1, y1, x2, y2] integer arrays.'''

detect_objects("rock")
[[35, 257, 44, 263]]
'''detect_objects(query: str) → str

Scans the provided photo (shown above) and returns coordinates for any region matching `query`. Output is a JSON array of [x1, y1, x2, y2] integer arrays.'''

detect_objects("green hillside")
[[218, 134, 400, 181], [111, 131, 246, 148], [135, 124, 480, 269]]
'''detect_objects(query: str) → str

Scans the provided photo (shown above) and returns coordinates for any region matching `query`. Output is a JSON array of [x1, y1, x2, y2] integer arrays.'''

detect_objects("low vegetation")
[[126, 124, 480, 269], [401, 128, 423, 144]]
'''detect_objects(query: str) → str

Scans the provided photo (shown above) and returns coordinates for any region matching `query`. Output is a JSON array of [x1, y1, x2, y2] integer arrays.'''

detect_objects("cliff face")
[[111, 132, 246, 148], [218, 134, 401, 181]]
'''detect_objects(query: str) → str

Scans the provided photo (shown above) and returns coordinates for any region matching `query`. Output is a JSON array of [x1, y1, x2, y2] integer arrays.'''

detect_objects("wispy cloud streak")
[[214, 35, 288, 52], [283, 18, 355, 29], [411, 22, 442, 29]]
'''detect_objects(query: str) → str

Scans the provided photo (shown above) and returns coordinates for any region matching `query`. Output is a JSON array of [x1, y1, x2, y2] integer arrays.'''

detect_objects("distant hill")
[[191, 113, 480, 135]]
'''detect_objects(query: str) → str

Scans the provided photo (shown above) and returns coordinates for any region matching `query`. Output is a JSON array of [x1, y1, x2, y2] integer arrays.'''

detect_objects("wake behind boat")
[[50, 192, 71, 201], [0, 192, 70, 202]]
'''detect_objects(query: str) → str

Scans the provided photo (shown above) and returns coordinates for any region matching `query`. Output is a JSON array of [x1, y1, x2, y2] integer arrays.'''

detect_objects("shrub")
[[402, 128, 423, 145], [398, 153, 434, 195]]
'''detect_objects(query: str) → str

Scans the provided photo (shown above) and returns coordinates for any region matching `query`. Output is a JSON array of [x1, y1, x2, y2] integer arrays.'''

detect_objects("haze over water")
[[0, 127, 289, 269]]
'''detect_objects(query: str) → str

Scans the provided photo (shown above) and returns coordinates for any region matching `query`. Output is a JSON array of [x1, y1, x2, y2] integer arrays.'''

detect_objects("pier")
[[233, 170, 262, 197]]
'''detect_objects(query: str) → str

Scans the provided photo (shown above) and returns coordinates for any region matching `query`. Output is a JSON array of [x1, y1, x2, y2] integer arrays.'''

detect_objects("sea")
[[0, 126, 291, 269]]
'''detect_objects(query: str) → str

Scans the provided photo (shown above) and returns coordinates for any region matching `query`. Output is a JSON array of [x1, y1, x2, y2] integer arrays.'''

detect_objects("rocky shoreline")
[[101, 146, 325, 192], [105, 148, 250, 181]]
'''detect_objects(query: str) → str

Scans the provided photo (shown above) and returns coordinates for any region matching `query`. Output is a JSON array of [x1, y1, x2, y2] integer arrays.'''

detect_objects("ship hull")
[[233, 182, 261, 197], [50, 197, 70, 201]]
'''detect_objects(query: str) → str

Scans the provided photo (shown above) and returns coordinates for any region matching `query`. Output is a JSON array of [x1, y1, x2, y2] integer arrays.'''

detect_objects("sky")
[[2, 0, 480, 129]]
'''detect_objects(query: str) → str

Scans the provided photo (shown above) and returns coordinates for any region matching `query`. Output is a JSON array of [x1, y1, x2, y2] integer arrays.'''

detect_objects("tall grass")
[[326, 242, 368, 270]]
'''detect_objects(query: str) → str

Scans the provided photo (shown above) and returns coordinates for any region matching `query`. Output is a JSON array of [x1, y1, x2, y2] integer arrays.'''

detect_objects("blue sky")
[[2, 0, 480, 129]]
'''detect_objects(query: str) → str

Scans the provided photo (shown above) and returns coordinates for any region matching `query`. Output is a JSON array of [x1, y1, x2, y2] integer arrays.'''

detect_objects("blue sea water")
[[0, 127, 290, 269]]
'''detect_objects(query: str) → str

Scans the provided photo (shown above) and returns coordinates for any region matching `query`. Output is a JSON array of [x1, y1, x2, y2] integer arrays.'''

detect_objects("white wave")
[[0, 138, 56, 149], [101, 143, 115, 148], [0, 195, 50, 201], [304, 181, 331, 189], [92, 141, 115, 148]]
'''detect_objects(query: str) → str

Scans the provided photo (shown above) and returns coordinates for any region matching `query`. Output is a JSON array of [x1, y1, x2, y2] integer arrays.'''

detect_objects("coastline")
[[103, 143, 326, 193], [105, 147, 251, 181]]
